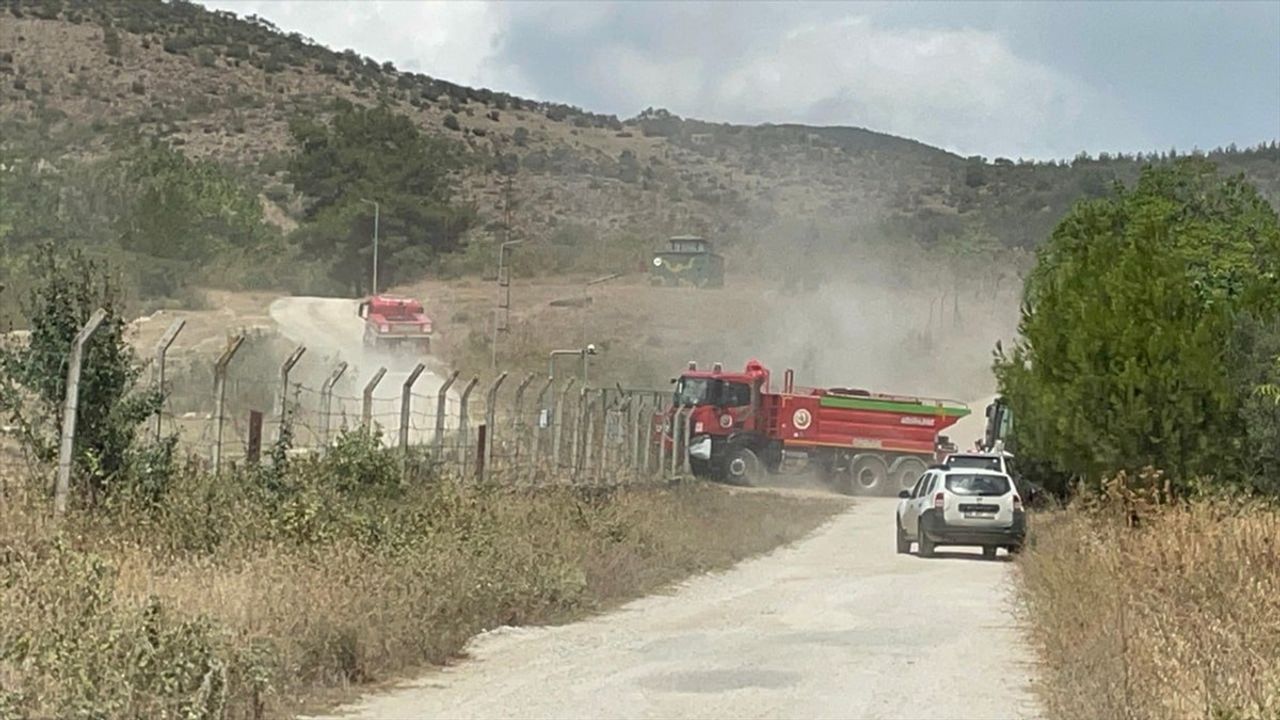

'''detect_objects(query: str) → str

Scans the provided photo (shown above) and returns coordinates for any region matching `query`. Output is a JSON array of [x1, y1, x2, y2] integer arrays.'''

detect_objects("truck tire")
[[722, 446, 761, 486], [849, 454, 889, 495], [888, 456, 928, 496], [690, 457, 713, 478]]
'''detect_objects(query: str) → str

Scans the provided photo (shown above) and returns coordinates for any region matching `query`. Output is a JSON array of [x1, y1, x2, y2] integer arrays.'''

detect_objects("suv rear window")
[[948, 455, 1002, 472], [945, 474, 1011, 496]]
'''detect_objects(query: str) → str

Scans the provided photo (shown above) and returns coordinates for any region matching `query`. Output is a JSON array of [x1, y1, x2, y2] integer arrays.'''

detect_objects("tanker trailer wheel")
[[888, 457, 928, 497], [849, 454, 889, 496], [722, 446, 761, 487]]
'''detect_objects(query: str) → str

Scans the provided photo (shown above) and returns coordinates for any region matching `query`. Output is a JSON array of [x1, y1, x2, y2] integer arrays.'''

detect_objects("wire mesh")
[[13, 331, 676, 506]]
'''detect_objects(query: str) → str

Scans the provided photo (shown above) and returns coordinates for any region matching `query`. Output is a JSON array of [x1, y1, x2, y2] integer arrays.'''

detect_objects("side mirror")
[[898, 490, 910, 499]]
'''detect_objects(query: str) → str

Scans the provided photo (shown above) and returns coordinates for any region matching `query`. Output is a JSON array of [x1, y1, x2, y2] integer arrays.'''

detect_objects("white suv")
[[895, 467, 1026, 559]]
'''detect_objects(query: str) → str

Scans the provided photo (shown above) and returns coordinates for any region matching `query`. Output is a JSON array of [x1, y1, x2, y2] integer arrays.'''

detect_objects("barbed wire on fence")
[[14, 313, 680, 516]]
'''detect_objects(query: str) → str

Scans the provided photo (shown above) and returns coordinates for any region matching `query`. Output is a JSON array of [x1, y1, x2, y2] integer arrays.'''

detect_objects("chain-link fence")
[[3, 316, 707, 514]]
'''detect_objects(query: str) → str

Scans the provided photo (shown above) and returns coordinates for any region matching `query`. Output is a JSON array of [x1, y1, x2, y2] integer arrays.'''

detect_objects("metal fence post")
[[571, 387, 587, 476], [482, 372, 508, 480], [320, 361, 348, 447], [597, 388, 610, 482], [643, 397, 656, 476], [630, 395, 644, 472], [657, 402, 668, 478], [399, 363, 426, 451], [53, 308, 107, 515], [212, 334, 245, 477], [552, 378, 575, 470], [670, 406, 689, 477], [509, 368, 535, 453], [150, 319, 185, 443], [434, 370, 460, 459], [361, 366, 387, 431], [458, 377, 479, 470], [682, 405, 694, 476], [277, 346, 306, 443], [532, 376, 554, 460]]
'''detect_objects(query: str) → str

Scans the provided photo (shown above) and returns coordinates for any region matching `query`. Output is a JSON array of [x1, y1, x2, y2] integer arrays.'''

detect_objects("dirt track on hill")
[[308, 497, 1040, 720], [268, 296, 457, 440]]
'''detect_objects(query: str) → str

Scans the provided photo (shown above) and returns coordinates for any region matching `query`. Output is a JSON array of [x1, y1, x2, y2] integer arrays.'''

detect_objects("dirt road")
[[269, 296, 456, 440], [312, 498, 1040, 720]]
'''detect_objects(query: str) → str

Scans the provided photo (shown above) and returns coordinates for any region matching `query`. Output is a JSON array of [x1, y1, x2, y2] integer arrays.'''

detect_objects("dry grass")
[[0, 468, 842, 719], [1017, 484, 1280, 720]]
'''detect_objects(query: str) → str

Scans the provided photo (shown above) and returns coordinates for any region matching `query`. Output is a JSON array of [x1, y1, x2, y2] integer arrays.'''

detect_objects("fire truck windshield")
[[674, 377, 751, 407]]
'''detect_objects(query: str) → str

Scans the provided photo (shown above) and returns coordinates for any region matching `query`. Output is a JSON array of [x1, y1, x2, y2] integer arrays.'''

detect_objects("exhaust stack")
[[688, 361, 697, 371]]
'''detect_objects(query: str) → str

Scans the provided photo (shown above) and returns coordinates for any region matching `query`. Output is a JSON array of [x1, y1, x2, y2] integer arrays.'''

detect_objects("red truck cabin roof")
[[367, 295, 425, 318]]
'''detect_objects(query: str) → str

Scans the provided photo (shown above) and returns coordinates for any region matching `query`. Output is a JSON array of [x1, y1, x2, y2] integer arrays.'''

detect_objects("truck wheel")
[[849, 454, 889, 495], [888, 457, 928, 496], [723, 446, 761, 486], [690, 457, 712, 478]]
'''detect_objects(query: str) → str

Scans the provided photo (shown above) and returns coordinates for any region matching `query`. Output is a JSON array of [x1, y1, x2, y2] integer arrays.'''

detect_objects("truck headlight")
[[689, 435, 712, 460]]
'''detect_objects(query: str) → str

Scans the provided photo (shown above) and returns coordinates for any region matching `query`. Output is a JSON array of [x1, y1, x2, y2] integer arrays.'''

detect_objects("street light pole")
[[550, 345, 597, 382], [492, 239, 526, 369], [581, 272, 623, 384], [360, 199, 379, 295]]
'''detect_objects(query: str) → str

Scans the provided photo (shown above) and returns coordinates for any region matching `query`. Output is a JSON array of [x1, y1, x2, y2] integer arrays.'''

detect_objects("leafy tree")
[[995, 159, 1280, 492], [0, 245, 168, 504], [287, 102, 475, 293], [116, 142, 268, 263]]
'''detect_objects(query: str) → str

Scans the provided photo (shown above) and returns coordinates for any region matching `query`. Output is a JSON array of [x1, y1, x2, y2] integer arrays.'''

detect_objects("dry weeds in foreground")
[[1018, 479, 1280, 720], [0, 475, 844, 719]]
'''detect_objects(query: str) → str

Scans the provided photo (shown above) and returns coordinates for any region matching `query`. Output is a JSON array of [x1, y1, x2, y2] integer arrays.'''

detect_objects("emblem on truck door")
[[793, 408, 812, 430]]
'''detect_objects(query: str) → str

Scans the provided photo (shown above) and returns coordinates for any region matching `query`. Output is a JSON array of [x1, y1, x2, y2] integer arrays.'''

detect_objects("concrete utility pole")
[[54, 308, 107, 515], [360, 198, 380, 295], [492, 239, 525, 368]]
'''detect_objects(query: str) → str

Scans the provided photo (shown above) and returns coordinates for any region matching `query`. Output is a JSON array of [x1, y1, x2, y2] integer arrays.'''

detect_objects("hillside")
[[2, 0, 1279, 295]]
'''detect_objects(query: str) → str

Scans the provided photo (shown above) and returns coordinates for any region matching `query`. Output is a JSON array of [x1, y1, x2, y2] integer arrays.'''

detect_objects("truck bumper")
[[689, 435, 712, 460], [921, 510, 1026, 547]]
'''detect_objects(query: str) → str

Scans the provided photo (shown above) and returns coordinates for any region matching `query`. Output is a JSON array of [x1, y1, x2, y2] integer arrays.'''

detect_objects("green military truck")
[[649, 235, 725, 288]]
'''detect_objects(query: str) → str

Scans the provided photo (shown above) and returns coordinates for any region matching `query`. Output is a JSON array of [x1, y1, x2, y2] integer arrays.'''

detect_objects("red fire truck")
[[661, 360, 968, 495], [357, 295, 433, 354]]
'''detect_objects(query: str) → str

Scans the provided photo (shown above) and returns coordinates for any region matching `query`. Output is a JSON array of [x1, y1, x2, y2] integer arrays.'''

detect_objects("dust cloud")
[[649, 219, 1024, 405]]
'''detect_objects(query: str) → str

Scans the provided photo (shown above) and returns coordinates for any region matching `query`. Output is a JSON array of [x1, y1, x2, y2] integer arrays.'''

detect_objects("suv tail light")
[[1013, 494, 1024, 511], [933, 492, 944, 511]]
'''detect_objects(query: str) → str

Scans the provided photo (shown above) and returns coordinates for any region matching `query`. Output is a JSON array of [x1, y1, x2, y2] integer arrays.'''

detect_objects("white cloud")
[[705, 17, 1110, 157], [203, 0, 506, 88]]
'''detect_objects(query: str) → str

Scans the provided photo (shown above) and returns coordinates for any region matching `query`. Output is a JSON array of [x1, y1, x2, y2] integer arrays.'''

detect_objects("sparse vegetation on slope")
[[2, 0, 1278, 319]]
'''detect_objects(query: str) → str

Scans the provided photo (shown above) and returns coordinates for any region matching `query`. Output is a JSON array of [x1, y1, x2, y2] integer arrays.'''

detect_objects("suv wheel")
[[982, 545, 998, 560], [917, 528, 935, 558], [896, 518, 910, 554]]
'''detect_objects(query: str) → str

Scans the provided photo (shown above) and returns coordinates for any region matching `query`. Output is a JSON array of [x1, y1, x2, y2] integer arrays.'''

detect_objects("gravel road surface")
[[311, 497, 1041, 720]]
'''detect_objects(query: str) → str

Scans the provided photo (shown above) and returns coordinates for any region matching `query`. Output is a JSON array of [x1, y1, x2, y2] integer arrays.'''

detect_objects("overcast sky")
[[203, 1, 1279, 160]]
